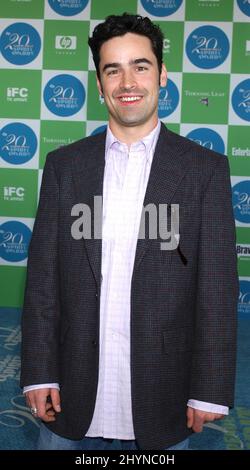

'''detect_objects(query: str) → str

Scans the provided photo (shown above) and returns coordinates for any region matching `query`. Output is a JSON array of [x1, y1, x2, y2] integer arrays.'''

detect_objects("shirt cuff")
[[187, 399, 229, 415], [23, 383, 60, 394]]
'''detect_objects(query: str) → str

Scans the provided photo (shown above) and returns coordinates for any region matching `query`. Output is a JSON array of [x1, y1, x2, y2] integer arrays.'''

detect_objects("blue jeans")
[[37, 422, 189, 450]]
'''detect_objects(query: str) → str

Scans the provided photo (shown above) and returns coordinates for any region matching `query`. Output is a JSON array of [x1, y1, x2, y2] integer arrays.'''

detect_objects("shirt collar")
[[105, 119, 161, 163]]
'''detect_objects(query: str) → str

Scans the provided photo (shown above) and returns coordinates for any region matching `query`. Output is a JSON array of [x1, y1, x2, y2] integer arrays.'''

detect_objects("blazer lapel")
[[71, 131, 106, 289], [134, 123, 192, 270]]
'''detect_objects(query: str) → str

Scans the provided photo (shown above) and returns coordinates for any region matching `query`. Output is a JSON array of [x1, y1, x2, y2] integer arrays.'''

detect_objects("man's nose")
[[119, 69, 136, 90]]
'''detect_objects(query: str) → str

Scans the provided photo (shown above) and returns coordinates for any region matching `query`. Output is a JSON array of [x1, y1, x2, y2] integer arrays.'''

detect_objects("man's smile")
[[115, 94, 144, 106]]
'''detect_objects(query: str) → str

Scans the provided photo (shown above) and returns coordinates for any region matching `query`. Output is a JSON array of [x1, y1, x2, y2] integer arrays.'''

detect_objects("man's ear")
[[96, 74, 103, 96], [160, 63, 167, 88]]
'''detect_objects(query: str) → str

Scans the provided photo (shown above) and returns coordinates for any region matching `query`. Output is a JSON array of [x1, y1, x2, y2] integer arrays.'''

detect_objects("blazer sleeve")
[[20, 152, 60, 388], [189, 156, 239, 408]]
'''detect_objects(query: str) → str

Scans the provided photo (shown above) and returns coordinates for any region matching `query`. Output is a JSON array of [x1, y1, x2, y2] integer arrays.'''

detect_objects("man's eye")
[[136, 66, 147, 72], [107, 70, 118, 76]]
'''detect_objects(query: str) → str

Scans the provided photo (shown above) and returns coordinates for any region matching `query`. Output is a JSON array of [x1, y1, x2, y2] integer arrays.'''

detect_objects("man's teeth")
[[119, 96, 141, 102]]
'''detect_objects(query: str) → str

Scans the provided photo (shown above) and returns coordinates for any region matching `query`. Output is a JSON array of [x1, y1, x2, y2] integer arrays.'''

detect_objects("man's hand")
[[187, 406, 224, 433], [25, 388, 61, 422]]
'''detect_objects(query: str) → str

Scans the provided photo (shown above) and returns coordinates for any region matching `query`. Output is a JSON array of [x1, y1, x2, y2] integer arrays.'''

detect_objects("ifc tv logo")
[[4, 187, 25, 201], [7, 87, 28, 101]]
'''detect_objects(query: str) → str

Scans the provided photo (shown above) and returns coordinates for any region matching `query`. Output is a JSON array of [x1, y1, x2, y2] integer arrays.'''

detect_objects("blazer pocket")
[[60, 319, 70, 344], [163, 326, 193, 354]]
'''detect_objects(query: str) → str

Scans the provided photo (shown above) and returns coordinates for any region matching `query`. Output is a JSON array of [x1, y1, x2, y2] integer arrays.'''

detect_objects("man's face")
[[96, 33, 167, 129]]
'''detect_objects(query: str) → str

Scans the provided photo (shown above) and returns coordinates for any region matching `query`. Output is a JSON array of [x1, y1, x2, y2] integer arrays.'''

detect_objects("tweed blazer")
[[21, 123, 238, 449]]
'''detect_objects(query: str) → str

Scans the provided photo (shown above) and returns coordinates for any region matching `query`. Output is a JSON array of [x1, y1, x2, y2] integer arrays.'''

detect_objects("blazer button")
[[95, 292, 98, 299], [92, 340, 97, 348]]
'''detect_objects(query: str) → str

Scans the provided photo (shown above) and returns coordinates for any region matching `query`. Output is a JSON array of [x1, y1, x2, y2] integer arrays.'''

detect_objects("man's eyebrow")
[[102, 58, 153, 73], [102, 62, 121, 73], [131, 58, 153, 66]]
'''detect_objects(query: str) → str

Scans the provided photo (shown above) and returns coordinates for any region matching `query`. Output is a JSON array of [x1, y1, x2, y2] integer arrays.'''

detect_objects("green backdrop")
[[0, 0, 249, 314]]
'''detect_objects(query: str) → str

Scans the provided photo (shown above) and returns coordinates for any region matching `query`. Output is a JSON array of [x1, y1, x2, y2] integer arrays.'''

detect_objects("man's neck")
[[109, 117, 159, 146]]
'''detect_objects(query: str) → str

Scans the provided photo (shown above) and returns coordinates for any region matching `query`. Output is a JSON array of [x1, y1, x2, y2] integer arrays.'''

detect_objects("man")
[[21, 13, 238, 451]]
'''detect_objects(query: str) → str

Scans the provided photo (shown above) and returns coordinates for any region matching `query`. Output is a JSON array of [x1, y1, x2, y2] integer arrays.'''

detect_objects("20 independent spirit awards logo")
[[186, 25, 230, 69], [0, 221, 32, 262], [0, 123, 37, 165], [48, 0, 89, 16], [158, 79, 179, 118], [0, 22, 41, 65], [186, 128, 225, 154], [43, 74, 85, 117], [141, 0, 183, 17]]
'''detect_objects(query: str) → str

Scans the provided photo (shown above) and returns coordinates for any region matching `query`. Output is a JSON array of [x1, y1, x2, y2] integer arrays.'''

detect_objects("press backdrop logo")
[[158, 79, 179, 118], [246, 40, 250, 56], [44, 74, 85, 117], [0, 325, 21, 351], [232, 79, 250, 122], [0, 221, 32, 262], [91, 125, 107, 136], [55, 35, 77, 50], [140, 0, 183, 17], [0, 22, 41, 66], [48, 0, 89, 16], [6, 87, 28, 103], [197, 0, 224, 5], [0, 123, 37, 165], [0, 357, 20, 383], [3, 187, 25, 202], [237, 243, 250, 259], [186, 25, 229, 69], [232, 147, 250, 157], [163, 38, 171, 55], [238, 280, 250, 315], [237, 0, 250, 16], [186, 128, 225, 154], [232, 181, 250, 224]]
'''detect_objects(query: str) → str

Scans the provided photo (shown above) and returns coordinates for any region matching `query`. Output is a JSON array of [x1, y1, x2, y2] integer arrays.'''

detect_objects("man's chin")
[[117, 114, 148, 127]]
